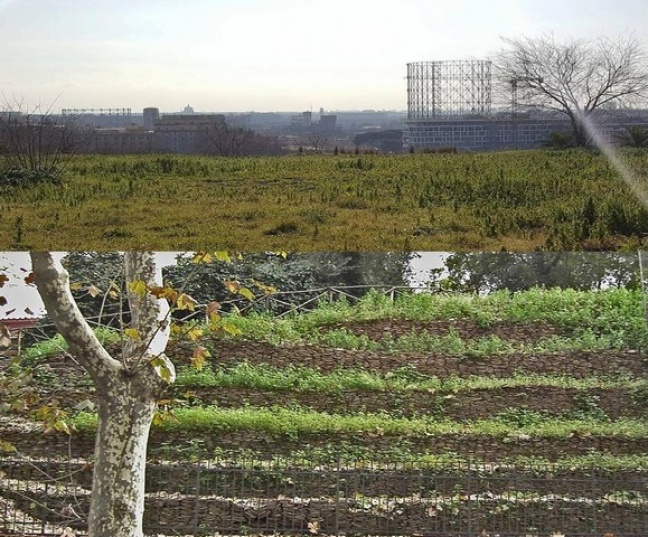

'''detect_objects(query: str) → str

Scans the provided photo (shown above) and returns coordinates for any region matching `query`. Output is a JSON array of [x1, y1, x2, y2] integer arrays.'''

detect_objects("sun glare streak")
[[578, 111, 648, 210]]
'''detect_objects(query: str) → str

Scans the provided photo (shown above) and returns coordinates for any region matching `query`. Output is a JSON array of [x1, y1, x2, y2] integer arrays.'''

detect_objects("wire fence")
[[5, 285, 426, 353], [2, 452, 648, 536]]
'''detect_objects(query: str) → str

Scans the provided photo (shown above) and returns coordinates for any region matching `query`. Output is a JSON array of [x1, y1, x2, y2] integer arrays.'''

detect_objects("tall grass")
[[2, 150, 648, 250]]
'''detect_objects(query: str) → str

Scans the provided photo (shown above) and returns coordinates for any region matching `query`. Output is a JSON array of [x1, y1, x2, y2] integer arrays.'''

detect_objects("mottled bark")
[[89, 381, 156, 537], [31, 252, 174, 537]]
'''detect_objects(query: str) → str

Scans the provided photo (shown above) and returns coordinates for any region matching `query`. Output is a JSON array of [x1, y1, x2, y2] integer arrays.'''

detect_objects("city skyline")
[[1, 0, 647, 113]]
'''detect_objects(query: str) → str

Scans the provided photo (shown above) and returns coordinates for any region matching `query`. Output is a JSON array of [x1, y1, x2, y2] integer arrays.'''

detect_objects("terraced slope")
[[2, 289, 648, 535]]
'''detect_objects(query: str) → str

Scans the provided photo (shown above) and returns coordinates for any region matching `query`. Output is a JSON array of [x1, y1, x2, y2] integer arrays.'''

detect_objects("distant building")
[[92, 128, 154, 154], [143, 107, 160, 131], [318, 114, 337, 132], [404, 112, 648, 151], [290, 111, 313, 130], [153, 113, 226, 153]]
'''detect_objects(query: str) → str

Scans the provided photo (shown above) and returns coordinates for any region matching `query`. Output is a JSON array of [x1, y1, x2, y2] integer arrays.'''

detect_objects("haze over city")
[[1, 0, 647, 113]]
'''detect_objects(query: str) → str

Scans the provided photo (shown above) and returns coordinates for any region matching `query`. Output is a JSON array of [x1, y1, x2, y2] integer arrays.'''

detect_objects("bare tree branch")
[[494, 33, 648, 146]]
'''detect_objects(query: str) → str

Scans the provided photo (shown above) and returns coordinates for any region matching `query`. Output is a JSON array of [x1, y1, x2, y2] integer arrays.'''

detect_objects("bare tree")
[[200, 120, 280, 156], [30, 252, 174, 537], [301, 131, 331, 153], [494, 34, 648, 146], [0, 99, 85, 181]]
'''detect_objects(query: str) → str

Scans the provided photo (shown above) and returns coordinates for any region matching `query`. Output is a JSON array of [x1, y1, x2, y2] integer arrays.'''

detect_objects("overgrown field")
[[1, 149, 648, 250], [4, 288, 648, 535]]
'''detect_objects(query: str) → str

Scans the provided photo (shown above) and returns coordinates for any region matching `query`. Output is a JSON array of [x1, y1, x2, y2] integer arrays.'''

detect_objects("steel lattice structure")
[[61, 108, 132, 116], [407, 60, 492, 119]]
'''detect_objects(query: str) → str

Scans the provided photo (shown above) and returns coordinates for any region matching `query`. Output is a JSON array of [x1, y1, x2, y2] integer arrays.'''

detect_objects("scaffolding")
[[406, 60, 491, 120], [61, 108, 132, 116]]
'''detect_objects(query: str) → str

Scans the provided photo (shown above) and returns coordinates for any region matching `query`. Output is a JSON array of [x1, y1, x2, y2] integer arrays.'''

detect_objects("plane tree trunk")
[[30, 251, 174, 537]]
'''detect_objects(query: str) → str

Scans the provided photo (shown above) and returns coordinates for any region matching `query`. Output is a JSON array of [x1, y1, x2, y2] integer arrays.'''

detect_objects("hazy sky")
[[1, 0, 646, 113]]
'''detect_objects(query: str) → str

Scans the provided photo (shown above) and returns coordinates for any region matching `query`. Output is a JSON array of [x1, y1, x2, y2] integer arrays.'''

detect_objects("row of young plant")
[[2, 150, 648, 249], [70, 405, 648, 438], [174, 363, 645, 394], [22, 287, 648, 359]]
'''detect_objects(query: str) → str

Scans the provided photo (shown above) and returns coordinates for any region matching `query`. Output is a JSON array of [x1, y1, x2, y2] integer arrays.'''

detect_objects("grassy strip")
[[175, 363, 645, 393], [219, 288, 648, 348], [23, 288, 648, 358], [311, 329, 629, 354], [72, 406, 648, 438]]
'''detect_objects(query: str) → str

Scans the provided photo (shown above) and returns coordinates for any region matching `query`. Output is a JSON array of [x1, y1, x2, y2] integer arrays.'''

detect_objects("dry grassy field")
[[1, 149, 647, 250]]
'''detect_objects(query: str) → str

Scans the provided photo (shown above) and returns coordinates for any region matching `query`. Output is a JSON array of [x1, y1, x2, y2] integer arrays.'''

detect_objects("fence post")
[[335, 456, 341, 537], [591, 467, 597, 536], [466, 459, 473, 537], [192, 463, 202, 535]]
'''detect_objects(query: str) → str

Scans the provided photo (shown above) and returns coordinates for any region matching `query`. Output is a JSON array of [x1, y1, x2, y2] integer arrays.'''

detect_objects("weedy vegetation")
[[1, 150, 648, 249]]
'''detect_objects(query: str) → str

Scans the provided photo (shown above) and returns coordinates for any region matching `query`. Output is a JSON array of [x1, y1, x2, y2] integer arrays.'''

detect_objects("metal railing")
[[2, 452, 648, 536]]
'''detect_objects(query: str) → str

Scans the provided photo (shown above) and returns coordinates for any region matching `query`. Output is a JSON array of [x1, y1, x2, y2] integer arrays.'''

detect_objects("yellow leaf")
[[214, 251, 232, 263], [252, 279, 277, 295], [170, 324, 183, 337], [221, 321, 242, 336], [128, 280, 148, 297], [150, 357, 173, 383], [124, 328, 140, 340], [208, 312, 221, 327], [0, 440, 16, 453], [187, 327, 203, 341], [69, 281, 83, 291], [192, 251, 212, 264], [191, 347, 210, 370], [238, 286, 255, 301], [152, 409, 177, 426], [177, 293, 197, 311], [54, 420, 71, 435]]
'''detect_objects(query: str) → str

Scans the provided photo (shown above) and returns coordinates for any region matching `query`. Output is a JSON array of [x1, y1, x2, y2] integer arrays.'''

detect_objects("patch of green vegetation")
[[212, 288, 648, 350], [23, 327, 121, 361], [72, 405, 648, 438], [174, 363, 643, 395]]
